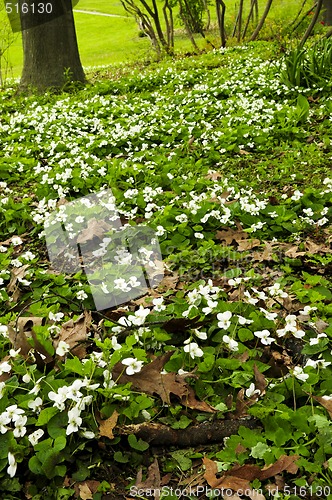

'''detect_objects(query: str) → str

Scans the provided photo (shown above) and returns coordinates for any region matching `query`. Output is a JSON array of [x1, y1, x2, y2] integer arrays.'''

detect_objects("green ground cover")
[[1, 40, 332, 499]]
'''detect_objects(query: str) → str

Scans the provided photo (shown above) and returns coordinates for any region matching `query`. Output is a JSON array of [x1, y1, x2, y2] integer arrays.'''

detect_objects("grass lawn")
[[1, 0, 308, 81]]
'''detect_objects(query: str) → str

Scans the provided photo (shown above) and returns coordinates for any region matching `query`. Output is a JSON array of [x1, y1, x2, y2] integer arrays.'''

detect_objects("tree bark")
[[299, 0, 323, 46], [119, 418, 260, 447], [216, 0, 226, 47], [249, 0, 273, 41], [19, 0, 85, 91]]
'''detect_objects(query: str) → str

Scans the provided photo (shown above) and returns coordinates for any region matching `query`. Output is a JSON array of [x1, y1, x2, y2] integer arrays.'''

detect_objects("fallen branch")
[[119, 418, 260, 447]]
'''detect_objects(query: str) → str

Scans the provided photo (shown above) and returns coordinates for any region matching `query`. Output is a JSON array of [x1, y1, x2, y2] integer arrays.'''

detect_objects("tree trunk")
[[19, 0, 85, 91], [323, 0, 332, 24], [299, 0, 323, 46], [249, 0, 273, 41]]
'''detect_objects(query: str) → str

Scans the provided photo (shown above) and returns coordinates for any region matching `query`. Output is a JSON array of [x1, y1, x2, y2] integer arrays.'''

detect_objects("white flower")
[[223, 335, 239, 352], [66, 406, 82, 435], [7, 452, 17, 477], [193, 329, 207, 340], [21, 251, 36, 261], [130, 306, 150, 326], [237, 315, 253, 325], [10, 259, 22, 268], [152, 297, 166, 312], [76, 290, 88, 300], [254, 330, 275, 345], [156, 225, 166, 236], [259, 308, 278, 321], [299, 305, 317, 315], [291, 190, 303, 201], [114, 278, 131, 292], [101, 282, 110, 294], [267, 283, 288, 298], [5, 404, 25, 422], [128, 276, 141, 288], [75, 216, 85, 223], [13, 415, 27, 437], [0, 381, 6, 400], [67, 380, 84, 402], [122, 357, 144, 375], [9, 348, 20, 358], [217, 311, 232, 330], [48, 386, 69, 411], [245, 383, 261, 398], [56, 340, 71, 356], [183, 341, 204, 359], [0, 325, 8, 338], [49, 311, 64, 322], [175, 214, 188, 223], [202, 299, 218, 314], [309, 333, 327, 345], [293, 366, 309, 382], [0, 411, 10, 433], [111, 336, 122, 350], [81, 430, 95, 439], [28, 397, 43, 413], [103, 369, 116, 389], [28, 429, 44, 446], [194, 232, 204, 239], [11, 237, 23, 246]]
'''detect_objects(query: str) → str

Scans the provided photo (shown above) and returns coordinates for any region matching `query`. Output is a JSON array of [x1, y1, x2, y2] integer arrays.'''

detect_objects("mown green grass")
[[0, 0, 317, 81]]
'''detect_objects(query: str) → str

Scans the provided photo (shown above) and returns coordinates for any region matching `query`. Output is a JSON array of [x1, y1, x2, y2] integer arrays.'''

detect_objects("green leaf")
[[170, 450, 192, 471], [251, 442, 271, 459], [29, 455, 43, 475], [128, 434, 149, 451], [37, 407, 59, 426]]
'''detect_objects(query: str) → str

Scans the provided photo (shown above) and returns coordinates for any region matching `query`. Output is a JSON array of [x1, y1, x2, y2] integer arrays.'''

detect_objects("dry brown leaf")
[[55, 311, 91, 358], [135, 458, 161, 498], [99, 411, 119, 440], [237, 239, 260, 251], [254, 364, 267, 396], [259, 454, 299, 480], [76, 219, 111, 244], [205, 171, 223, 180], [284, 246, 306, 258], [312, 395, 332, 419], [74, 480, 100, 499], [113, 352, 216, 411], [8, 264, 29, 293], [78, 483, 93, 500], [180, 385, 216, 413], [216, 228, 248, 245], [225, 463, 261, 481], [157, 273, 179, 292], [252, 241, 275, 262]]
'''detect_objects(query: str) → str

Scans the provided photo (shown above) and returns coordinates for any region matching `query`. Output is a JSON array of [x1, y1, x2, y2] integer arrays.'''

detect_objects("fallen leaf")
[[157, 272, 179, 292], [237, 238, 260, 251], [74, 480, 100, 499], [259, 454, 299, 480], [78, 483, 93, 500], [216, 228, 248, 245], [99, 411, 119, 440], [252, 241, 275, 262], [113, 352, 216, 411], [55, 311, 91, 358], [254, 364, 267, 395], [135, 458, 161, 498], [312, 395, 332, 419], [8, 264, 29, 293], [76, 219, 112, 244]]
